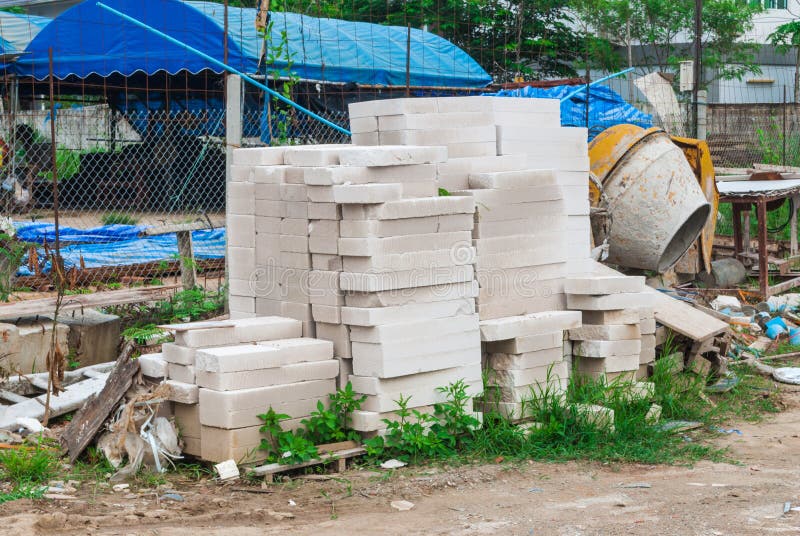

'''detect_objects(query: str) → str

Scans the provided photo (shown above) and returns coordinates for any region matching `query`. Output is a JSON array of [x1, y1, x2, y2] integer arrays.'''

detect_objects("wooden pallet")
[[249, 444, 366, 482]]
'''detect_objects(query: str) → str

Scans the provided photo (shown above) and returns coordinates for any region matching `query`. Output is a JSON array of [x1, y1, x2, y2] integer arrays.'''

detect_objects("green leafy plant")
[[0, 220, 29, 302], [365, 394, 448, 463], [0, 483, 46, 504], [123, 324, 170, 346], [258, 407, 319, 465], [263, 20, 300, 146], [430, 380, 481, 450], [302, 382, 366, 444], [0, 447, 58, 485]]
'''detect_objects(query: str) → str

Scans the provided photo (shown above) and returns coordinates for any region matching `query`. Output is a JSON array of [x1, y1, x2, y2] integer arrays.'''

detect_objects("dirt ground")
[[3, 388, 800, 536]]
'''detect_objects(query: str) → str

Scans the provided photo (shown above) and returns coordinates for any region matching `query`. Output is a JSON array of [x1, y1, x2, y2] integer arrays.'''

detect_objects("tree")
[[769, 20, 800, 102], [571, 0, 763, 86]]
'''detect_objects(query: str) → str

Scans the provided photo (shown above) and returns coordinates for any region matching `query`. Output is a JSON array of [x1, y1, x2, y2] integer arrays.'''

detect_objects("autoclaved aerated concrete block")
[[195, 338, 333, 373], [572, 339, 642, 358], [166, 380, 199, 404], [568, 324, 641, 341], [484, 331, 563, 354], [138, 353, 167, 379], [567, 292, 655, 311], [486, 347, 564, 370], [479, 311, 581, 341], [196, 359, 339, 391], [564, 275, 646, 295]]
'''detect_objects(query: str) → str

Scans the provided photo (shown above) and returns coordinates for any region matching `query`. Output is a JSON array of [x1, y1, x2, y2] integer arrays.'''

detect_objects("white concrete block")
[[378, 112, 492, 131], [343, 247, 475, 273], [196, 338, 333, 373], [306, 185, 335, 203], [166, 380, 199, 404], [254, 183, 281, 200], [199, 380, 335, 428], [483, 331, 562, 355], [338, 145, 448, 167], [437, 96, 560, 114], [568, 324, 641, 341], [308, 219, 339, 237], [640, 318, 656, 335], [349, 364, 481, 395], [348, 97, 438, 118], [341, 298, 476, 327], [525, 155, 590, 172], [283, 201, 309, 219], [487, 361, 569, 388], [474, 245, 567, 271], [279, 252, 312, 269], [349, 115, 377, 133], [138, 352, 167, 379], [283, 144, 345, 167], [349, 314, 479, 343], [576, 354, 640, 374], [230, 164, 252, 182], [479, 310, 581, 341], [315, 322, 352, 358], [487, 347, 564, 370], [351, 131, 379, 145], [565, 275, 645, 295], [311, 304, 342, 323], [196, 359, 339, 391], [573, 339, 642, 358], [227, 182, 255, 214], [333, 183, 403, 204], [256, 216, 281, 235], [473, 199, 565, 222], [472, 215, 569, 239], [340, 264, 474, 292], [361, 380, 482, 412], [352, 345, 481, 378], [640, 334, 656, 364], [334, 356, 353, 389], [173, 403, 200, 438], [338, 230, 472, 257], [476, 294, 567, 321], [280, 235, 309, 254], [253, 165, 288, 184], [232, 147, 286, 166], [485, 377, 568, 403], [308, 202, 341, 220], [312, 254, 343, 271], [229, 295, 255, 315], [226, 214, 255, 248], [581, 309, 640, 325], [341, 196, 474, 220], [379, 126, 495, 146], [168, 363, 196, 384], [468, 169, 556, 190], [352, 330, 479, 361], [455, 187, 563, 206], [567, 292, 655, 311], [162, 343, 197, 365], [303, 163, 436, 186], [340, 214, 472, 238], [344, 280, 478, 308], [279, 183, 307, 202]]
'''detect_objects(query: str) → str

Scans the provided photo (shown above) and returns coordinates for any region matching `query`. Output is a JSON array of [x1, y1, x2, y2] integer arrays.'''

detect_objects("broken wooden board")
[[0, 285, 179, 320], [645, 287, 729, 342], [61, 342, 140, 463], [249, 447, 366, 482]]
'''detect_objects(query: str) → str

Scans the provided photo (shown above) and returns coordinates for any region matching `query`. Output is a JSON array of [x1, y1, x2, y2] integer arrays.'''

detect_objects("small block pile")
[[565, 275, 653, 381], [477, 311, 581, 419], [142, 317, 338, 463]]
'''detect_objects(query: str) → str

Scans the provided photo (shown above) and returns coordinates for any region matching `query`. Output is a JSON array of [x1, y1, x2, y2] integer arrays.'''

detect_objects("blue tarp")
[[492, 85, 653, 139], [14, 0, 491, 88], [14, 223, 225, 276]]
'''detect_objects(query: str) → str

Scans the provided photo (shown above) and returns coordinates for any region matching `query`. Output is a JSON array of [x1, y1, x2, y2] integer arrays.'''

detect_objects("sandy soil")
[[3, 389, 800, 536]]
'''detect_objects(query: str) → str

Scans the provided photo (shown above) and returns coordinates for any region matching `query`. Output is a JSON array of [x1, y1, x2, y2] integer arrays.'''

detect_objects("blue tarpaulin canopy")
[[14, 0, 491, 87]]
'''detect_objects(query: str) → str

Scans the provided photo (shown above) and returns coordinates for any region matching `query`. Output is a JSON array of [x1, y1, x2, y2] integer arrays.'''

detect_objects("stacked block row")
[[476, 311, 581, 418], [138, 317, 338, 463], [565, 276, 653, 381], [349, 96, 592, 276]]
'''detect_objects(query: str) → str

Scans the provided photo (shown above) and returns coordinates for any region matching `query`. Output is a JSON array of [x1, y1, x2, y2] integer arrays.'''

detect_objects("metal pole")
[[784, 85, 788, 166], [692, 0, 702, 138], [96, 2, 351, 136], [626, 18, 633, 103], [405, 24, 411, 98], [48, 48, 59, 262], [223, 0, 229, 66]]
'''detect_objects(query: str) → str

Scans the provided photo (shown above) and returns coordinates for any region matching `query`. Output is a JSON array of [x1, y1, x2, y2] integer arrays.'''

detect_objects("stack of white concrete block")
[[638, 305, 657, 378], [142, 317, 338, 463], [338, 194, 483, 435], [477, 311, 581, 418], [456, 169, 569, 320], [565, 276, 652, 381]]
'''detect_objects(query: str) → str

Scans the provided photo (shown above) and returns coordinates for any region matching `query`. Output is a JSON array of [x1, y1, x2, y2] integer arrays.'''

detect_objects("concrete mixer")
[[588, 124, 719, 274]]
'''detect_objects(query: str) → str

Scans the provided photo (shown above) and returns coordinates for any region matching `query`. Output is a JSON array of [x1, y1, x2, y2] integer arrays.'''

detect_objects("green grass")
[[0, 483, 46, 504], [717, 201, 798, 243], [0, 447, 58, 485], [100, 212, 138, 226]]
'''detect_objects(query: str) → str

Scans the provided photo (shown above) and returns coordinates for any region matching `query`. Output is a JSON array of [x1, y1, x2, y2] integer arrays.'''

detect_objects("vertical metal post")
[[48, 48, 59, 261], [697, 89, 707, 140], [783, 85, 788, 166], [692, 0, 702, 138], [223, 0, 229, 65], [626, 18, 633, 103], [405, 24, 411, 98]]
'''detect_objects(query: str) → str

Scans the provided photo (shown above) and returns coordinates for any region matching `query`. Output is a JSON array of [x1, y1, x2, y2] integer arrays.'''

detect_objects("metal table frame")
[[721, 189, 800, 297]]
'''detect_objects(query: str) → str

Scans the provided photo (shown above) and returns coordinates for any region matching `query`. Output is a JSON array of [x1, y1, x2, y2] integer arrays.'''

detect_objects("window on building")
[[764, 0, 788, 8]]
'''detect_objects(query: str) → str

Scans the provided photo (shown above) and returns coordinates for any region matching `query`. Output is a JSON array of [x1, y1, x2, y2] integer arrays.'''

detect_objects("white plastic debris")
[[214, 459, 240, 481], [380, 459, 407, 470], [15, 417, 44, 434], [391, 500, 415, 511], [710, 295, 741, 312], [773, 367, 800, 385]]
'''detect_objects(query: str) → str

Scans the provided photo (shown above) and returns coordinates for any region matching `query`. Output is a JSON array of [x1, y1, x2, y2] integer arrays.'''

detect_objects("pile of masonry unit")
[[140, 96, 660, 462]]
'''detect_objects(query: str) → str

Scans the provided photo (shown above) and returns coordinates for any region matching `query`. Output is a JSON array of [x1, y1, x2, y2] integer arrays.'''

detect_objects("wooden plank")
[[0, 285, 179, 319], [60, 341, 140, 463], [249, 447, 366, 477], [176, 230, 197, 290], [645, 288, 729, 341], [140, 219, 225, 236]]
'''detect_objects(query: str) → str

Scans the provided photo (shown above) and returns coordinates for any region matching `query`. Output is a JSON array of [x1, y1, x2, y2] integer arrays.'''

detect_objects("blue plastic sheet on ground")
[[14, 223, 225, 276], [490, 84, 652, 140]]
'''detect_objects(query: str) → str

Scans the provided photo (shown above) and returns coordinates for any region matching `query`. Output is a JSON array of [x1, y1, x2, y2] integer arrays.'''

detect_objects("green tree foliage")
[[570, 0, 763, 83], [769, 20, 800, 101]]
